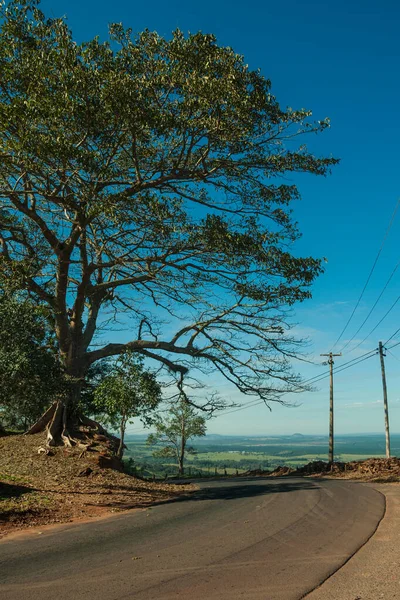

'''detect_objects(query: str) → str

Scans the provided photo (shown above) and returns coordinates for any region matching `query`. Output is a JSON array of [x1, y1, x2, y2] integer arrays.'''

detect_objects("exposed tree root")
[[45, 400, 64, 446], [25, 402, 57, 435], [25, 401, 78, 447], [59, 403, 76, 447], [25, 403, 120, 451]]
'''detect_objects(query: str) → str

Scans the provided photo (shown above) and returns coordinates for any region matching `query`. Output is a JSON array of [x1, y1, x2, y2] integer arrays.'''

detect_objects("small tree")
[[147, 400, 207, 476], [79, 359, 114, 417], [93, 352, 161, 459]]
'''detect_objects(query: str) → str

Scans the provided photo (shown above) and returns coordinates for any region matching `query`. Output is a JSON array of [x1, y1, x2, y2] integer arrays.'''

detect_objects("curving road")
[[0, 477, 384, 600]]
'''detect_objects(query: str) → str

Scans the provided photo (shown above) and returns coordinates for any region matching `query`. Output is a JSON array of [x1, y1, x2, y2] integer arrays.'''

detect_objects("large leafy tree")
[[147, 399, 207, 476], [0, 0, 338, 444]]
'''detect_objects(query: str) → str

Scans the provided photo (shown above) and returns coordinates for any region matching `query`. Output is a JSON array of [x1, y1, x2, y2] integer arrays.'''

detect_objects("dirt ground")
[[245, 457, 400, 482], [0, 432, 195, 538]]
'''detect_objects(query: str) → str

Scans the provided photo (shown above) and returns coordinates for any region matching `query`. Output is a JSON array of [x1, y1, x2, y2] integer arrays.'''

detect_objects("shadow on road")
[[185, 479, 320, 501], [90, 478, 320, 510]]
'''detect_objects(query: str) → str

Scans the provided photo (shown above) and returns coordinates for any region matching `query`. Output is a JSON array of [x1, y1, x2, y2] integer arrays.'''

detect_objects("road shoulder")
[[305, 482, 400, 600]]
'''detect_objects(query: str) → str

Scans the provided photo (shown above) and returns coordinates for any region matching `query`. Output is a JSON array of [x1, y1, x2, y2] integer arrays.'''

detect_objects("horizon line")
[[125, 431, 400, 437]]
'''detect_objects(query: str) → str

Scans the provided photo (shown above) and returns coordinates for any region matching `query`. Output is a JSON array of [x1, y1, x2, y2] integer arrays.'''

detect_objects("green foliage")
[[147, 400, 207, 473], [0, 1, 338, 412], [0, 293, 63, 428], [93, 352, 161, 432], [78, 359, 113, 416]]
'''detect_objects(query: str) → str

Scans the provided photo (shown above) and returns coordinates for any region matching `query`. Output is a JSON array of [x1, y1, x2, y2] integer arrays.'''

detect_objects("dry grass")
[[0, 432, 195, 538], [244, 458, 400, 482]]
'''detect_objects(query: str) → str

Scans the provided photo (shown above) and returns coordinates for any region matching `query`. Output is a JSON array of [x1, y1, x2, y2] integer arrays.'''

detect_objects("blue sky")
[[42, 0, 400, 435]]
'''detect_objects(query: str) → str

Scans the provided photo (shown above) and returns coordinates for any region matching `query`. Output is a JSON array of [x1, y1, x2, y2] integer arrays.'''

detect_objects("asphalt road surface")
[[0, 477, 384, 600]]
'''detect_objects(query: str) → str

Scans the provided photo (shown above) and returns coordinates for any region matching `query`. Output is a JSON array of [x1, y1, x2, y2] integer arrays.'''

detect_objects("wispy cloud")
[[341, 398, 400, 409]]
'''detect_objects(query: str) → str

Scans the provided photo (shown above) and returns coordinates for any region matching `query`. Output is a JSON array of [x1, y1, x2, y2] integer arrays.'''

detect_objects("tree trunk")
[[25, 352, 86, 446], [178, 435, 185, 476], [178, 411, 185, 476], [45, 371, 83, 446], [116, 418, 126, 460], [178, 453, 184, 476]]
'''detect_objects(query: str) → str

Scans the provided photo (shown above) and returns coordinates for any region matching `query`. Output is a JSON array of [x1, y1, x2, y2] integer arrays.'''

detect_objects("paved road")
[[305, 482, 399, 599], [0, 477, 384, 600]]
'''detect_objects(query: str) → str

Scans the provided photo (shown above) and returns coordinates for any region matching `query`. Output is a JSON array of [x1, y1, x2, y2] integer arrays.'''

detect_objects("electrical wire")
[[311, 348, 377, 380], [340, 257, 400, 354], [387, 340, 400, 351], [300, 351, 377, 388], [331, 197, 400, 351], [346, 294, 400, 354], [221, 399, 266, 416], [386, 349, 400, 363], [384, 324, 400, 346], [217, 349, 378, 417], [316, 351, 377, 379]]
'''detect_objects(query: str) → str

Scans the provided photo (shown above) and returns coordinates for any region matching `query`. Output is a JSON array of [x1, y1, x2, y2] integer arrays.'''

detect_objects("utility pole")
[[378, 341, 390, 458], [320, 352, 342, 463]]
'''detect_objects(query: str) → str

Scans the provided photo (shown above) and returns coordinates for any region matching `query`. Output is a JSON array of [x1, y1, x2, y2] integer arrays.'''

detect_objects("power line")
[[386, 348, 400, 363], [331, 197, 400, 351], [221, 399, 265, 416], [384, 324, 400, 345], [340, 257, 400, 354], [387, 340, 400, 350], [217, 349, 378, 417], [320, 351, 376, 378], [347, 294, 400, 353], [286, 349, 377, 389], [300, 349, 377, 387], [303, 351, 377, 388], [318, 348, 376, 374]]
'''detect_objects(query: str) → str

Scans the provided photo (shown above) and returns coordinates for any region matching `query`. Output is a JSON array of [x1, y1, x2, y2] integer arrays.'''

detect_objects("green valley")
[[123, 433, 400, 478]]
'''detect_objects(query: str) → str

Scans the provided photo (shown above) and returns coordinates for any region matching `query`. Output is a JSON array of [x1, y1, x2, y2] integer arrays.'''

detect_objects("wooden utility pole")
[[378, 341, 390, 458], [320, 352, 342, 463]]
